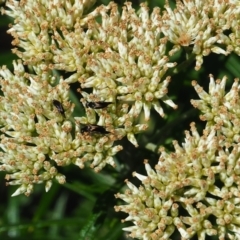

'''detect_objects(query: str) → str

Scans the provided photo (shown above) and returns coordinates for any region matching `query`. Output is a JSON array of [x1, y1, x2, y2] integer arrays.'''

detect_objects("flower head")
[[74, 2, 177, 145], [115, 123, 240, 240], [161, 0, 235, 70], [2, 0, 96, 66], [191, 74, 240, 146], [0, 61, 122, 196]]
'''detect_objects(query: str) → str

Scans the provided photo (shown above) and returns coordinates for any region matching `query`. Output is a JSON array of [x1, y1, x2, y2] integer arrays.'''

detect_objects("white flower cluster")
[[116, 76, 240, 239], [191, 74, 240, 146], [0, 1, 178, 196], [0, 60, 123, 196], [162, 0, 239, 70]]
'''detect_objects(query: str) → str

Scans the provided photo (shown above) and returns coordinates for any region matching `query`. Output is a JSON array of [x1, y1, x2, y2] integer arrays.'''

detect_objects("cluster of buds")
[[115, 76, 240, 239], [161, 0, 238, 70], [0, 1, 177, 196], [1, 0, 240, 239]]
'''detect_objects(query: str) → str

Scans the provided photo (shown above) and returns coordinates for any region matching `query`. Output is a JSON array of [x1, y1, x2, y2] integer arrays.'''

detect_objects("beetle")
[[86, 101, 112, 109], [81, 124, 110, 134], [53, 99, 65, 118]]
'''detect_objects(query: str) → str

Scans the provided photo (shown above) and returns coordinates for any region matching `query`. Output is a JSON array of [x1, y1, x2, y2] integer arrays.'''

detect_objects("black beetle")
[[53, 99, 65, 118], [81, 124, 110, 134], [86, 101, 112, 109]]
